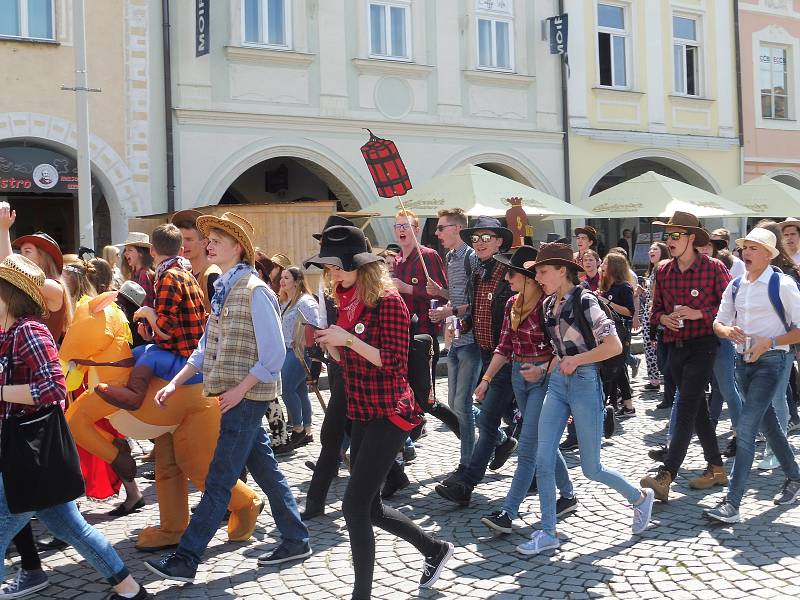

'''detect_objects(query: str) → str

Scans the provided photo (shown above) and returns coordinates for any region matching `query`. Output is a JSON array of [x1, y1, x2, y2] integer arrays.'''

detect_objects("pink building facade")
[[740, 0, 800, 189]]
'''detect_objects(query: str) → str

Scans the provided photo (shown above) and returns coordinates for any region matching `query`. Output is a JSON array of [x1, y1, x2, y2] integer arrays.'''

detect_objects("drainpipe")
[[162, 0, 176, 213], [558, 0, 572, 237], [733, 0, 746, 234]]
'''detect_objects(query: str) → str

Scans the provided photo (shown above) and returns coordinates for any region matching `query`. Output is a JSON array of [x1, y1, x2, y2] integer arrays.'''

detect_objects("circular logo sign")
[[33, 164, 59, 190]]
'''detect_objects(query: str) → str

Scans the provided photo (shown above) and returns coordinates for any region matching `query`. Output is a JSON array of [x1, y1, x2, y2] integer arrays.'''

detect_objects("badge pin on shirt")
[[355, 323, 365, 334], [691, 289, 699, 297], [411, 277, 418, 284], [223, 307, 229, 317], [487, 292, 493, 300]]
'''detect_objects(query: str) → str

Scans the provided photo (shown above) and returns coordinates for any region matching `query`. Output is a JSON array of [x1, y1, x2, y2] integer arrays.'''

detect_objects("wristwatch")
[[345, 336, 354, 348]]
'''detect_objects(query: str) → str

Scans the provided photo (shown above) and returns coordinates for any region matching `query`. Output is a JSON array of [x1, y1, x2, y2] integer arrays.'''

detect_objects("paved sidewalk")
[[8, 370, 800, 599]]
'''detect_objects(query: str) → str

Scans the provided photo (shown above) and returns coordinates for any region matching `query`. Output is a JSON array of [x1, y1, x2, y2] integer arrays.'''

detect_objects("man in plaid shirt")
[[641, 211, 731, 501], [96, 224, 206, 411]]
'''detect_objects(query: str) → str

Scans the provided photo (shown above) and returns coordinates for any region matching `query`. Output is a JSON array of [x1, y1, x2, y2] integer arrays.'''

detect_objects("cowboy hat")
[[652, 211, 710, 246], [118, 232, 152, 249], [0, 254, 48, 317], [735, 227, 780, 259], [532, 242, 585, 272], [779, 217, 800, 232], [117, 280, 146, 308], [270, 253, 292, 270], [573, 225, 598, 242], [303, 225, 381, 272], [196, 212, 256, 265], [171, 209, 204, 227], [12, 232, 63, 273], [460, 216, 513, 252], [494, 245, 538, 279], [313, 214, 355, 240]]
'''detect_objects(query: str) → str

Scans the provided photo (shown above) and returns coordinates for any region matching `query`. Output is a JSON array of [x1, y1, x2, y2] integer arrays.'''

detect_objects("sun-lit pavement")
[[11, 365, 800, 599]]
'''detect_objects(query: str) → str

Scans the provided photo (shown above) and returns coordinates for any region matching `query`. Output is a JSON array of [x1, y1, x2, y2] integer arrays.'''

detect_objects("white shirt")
[[729, 255, 746, 280], [716, 265, 800, 353], [793, 250, 800, 265]]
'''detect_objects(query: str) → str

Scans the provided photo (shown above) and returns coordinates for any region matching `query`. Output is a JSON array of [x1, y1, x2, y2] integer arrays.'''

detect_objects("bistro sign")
[[0, 145, 80, 193]]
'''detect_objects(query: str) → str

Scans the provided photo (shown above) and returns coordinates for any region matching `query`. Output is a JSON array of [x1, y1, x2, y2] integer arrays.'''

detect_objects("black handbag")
[[1, 351, 85, 513]]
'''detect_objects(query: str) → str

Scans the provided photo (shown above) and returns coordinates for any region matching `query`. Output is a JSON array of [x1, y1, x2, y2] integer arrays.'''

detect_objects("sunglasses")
[[665, 232, 689, 240], [471, 233, 500, 244], [435, 224, 458, 232]]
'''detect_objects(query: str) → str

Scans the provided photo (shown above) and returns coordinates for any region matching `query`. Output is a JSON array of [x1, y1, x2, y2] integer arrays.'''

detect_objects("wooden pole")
[[395, 194, 431, 280]]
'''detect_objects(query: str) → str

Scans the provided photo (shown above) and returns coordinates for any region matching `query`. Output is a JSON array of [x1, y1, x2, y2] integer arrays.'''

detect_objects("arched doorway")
[[0, 140, 112, 252], [585, 156, 717, 258]]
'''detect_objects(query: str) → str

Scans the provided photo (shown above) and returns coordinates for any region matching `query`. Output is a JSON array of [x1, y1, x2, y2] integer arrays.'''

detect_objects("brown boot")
[[640, 467, 673, 502], [95, 365, 154, 411], [688, 464, 727, 490], [110, 438, 137, 481]]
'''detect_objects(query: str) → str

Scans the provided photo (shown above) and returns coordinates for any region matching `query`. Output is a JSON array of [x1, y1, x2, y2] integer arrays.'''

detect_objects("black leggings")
[[343, 419, 440, 600], [13, 523, 41, 571]]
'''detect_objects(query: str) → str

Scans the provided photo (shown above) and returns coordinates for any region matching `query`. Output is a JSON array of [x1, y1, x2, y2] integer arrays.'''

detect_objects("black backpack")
[[571, 287, 629, 384]]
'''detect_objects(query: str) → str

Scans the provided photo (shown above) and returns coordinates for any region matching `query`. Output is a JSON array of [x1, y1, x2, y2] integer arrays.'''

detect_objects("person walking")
[[705, 228, 800, 523], [306, 225, 454, 599], [144, 213, 310, 583]]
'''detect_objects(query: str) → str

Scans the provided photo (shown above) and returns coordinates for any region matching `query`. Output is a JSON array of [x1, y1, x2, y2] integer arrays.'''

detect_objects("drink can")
[[453, 317, 461, 339], [674, 304, 685, 328], [430, 299, 439, 310], [744, 336, 753, 360]]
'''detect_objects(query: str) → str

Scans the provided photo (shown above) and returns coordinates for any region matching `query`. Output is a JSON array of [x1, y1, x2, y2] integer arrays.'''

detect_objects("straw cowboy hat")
[[652, 211, 710, 247], [270, 253, 292, 270], [735, 227, 780, 259], [494, 245, 539, 279], [12, 231, 64, 273], [118, 232, 152, 249], [532, 242, 585, 272], [196, 212, 256, 265], [0, 254, 48, 317], [303, 225, 381, 271], [171, 209, 204, 227]]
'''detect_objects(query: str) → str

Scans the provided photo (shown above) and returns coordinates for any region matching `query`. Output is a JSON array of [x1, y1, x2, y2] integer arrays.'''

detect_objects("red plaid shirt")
[[393, 246, 447, 337], [133, 268, 155, 308], [495, 296, 553, 361], [337, 290, 419, 424], [0, 317, 66, 422], [154, 267, 207, 357], [473, 263, 508, 350], [651, 253, 730, 343]]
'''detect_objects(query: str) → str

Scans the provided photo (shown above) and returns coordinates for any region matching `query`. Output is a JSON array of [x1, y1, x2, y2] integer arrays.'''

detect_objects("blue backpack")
[[730, 269, 800, 350]]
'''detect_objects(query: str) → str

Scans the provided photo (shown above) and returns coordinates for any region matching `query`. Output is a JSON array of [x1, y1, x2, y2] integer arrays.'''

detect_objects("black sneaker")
[[257, 542, 312, 565], [559, 434, 578, 451], [289, 430, 312, 448], [419, 541, 454, 589], [304, 460, 316, 472], [108, 585, 150, 600], [643, 382, 661, 391], [648, 444, 668, 463], [489, 436, 518, 471], [603, 406, 616, 438], [272, 441, 295, 456], [555, 495, 578, 518], [655, 399, 673, 410], [480, 510, 512, 534], [380, 471, 410, 499], [144, 553, 197, 583], [442, 464, 466, 487], [434, 481, 472, 507], [723, 437, 737, 458], [615, 406, 636, 419]]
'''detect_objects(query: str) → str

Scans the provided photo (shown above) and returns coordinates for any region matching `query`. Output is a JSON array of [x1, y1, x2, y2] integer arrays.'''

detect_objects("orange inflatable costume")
[[61, 293, 262, 551]]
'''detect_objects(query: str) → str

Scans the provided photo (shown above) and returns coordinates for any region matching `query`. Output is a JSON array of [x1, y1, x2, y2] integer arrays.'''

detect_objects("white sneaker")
[[758, 449, 780, 470], [632, 489, 654, 534], [516, 530, 559, 555]]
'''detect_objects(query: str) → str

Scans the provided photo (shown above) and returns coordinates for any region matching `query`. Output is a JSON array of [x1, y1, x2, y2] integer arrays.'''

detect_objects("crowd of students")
[[1, 200, 800, 600]]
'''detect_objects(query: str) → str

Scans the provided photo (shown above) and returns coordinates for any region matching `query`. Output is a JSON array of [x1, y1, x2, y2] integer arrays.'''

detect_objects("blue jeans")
[[133, 344, 202, 384], [0, 480, 128, 585], [177, 400, 309, 566], [281, 349, 313, 429], [447, 343, 482, 465], [537, 365, 640, 535], [727, 351, 800, 508], [502, 363, 572, 519], [462, 357, 514, 487], [708, 339, 742, 428]]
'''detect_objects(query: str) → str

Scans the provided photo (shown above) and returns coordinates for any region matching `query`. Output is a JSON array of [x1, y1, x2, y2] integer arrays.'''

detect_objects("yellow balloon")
[[61, 359, 86, 392]]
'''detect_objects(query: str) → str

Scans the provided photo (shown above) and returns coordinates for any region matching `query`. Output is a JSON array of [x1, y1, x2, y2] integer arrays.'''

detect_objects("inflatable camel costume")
[[62, 293, 263, 551]]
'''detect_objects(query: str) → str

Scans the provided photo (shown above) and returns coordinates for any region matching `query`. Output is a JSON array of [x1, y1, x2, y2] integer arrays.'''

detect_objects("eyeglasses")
[[393, 223, 412, 231], [435, 224, 458, 232], [665, 232, 689, 241], [471, 233, 499, 244]]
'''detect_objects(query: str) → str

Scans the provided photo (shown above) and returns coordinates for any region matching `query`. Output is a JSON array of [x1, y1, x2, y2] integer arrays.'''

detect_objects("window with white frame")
[[0, 0, 54, 40], [368, 1, 411, 60], [597, 3, 629, 88], [760, 44, 790, 119], [243, 0, 291, 48], [475, 0, 513, 71], [673, 15, 701, 96]]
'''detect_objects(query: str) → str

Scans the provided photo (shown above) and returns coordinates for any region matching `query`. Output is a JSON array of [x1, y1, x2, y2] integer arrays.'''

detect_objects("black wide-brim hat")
[[494, 245, 538, 279], [312, 214, 356, 240], [303, 225, 381, 271], [460, 216, 513, 252], [533, 242, 585, 272]]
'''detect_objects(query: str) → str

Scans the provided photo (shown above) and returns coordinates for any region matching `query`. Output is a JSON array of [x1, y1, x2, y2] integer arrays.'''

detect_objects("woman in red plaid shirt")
[[307, 225, 454, 599]]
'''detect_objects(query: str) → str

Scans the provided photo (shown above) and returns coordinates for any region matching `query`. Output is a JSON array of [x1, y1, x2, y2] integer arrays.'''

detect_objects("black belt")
[[670, 335, 717, 349]]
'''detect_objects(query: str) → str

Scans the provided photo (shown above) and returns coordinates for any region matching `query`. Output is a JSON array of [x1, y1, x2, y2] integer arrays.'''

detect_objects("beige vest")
[[203, 274, 281, 401]]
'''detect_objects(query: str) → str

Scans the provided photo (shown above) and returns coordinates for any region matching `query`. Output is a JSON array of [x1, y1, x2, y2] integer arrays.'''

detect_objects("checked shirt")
[[650, 253, 730, 343], [336, 289, 419, 424], [153, 267, 207, 357], [393, 245, 447, 337]]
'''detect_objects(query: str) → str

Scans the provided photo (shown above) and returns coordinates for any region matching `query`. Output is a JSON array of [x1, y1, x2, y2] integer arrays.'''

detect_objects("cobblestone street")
[[12, 369, 800, 599]]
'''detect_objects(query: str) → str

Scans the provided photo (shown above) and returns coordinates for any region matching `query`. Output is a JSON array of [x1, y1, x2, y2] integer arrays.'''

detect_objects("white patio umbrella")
[[722, 175, 800, 218], [577, 171, 754, 218], [364, 165, 593, 218]]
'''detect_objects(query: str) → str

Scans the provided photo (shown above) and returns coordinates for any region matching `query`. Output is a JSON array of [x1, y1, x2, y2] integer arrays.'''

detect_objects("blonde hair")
[[335, 261, 395, 309], [62, 258, 97, 310], [102, 245, 119, 268], [395, 209, 419, 228]]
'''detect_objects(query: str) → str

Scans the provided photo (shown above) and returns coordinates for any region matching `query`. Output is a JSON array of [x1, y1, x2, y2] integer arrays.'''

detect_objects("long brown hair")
[[646, 242, 669, 277], [278, 266, 312, 309], [600, 252, 633, 292]]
